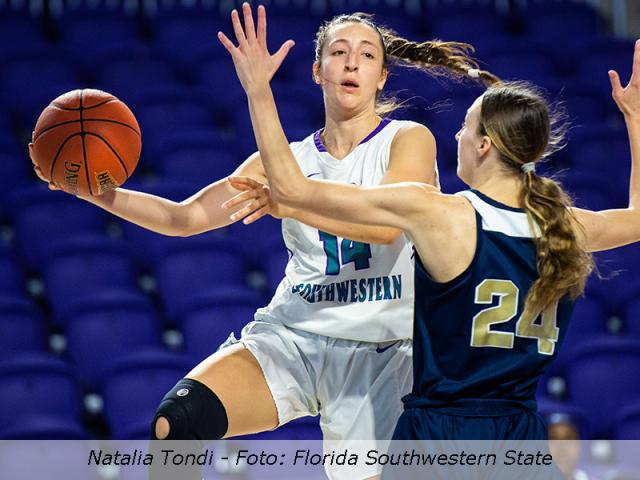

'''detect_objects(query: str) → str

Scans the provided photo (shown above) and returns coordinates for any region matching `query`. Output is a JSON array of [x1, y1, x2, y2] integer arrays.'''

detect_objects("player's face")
[[455, 96, 484, 184], [314, 23, 387, 115]]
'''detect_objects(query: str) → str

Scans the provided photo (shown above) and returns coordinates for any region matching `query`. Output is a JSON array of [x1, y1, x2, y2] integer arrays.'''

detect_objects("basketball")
[[31, 89, 141, 196]]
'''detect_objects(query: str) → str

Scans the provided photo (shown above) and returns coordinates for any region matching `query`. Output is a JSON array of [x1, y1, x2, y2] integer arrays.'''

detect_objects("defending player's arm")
[[571, 40, 640, 252], [226, 125, 437, 244]]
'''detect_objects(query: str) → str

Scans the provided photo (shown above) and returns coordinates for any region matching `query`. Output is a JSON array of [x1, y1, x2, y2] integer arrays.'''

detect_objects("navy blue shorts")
[[392, 400, 548, 440], [383, 401, 563, 480]]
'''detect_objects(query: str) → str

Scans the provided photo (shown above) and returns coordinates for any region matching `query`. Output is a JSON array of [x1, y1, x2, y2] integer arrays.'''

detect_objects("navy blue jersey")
[[406, 190, 574, 412]]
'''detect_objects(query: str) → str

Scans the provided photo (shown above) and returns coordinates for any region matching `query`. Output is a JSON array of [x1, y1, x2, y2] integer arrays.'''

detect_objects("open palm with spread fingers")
[[609, 39, 640, 117], [223, 176, 286, 224], [217, 3, 295, 95]]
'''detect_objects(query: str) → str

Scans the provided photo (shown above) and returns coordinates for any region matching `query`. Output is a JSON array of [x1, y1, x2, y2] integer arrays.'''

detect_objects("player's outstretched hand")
[[223, 176, 286, 224], [28, 140, 59, 191], [609, 39, 640, 119], [218, 3, 294, 95]]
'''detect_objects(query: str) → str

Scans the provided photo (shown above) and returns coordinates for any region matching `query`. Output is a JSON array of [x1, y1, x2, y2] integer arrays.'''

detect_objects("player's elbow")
[[377, 228, 402, 245], [270, 182, 304, 207]]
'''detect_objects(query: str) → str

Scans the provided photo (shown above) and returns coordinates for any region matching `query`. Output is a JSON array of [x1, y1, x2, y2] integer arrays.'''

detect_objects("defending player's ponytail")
[[313, 12, 500, 115], [478, 82, 594, 320]]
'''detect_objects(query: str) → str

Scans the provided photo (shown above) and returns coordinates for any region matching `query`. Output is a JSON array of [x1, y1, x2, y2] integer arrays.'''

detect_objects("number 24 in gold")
[[471, 279, 559, 355]]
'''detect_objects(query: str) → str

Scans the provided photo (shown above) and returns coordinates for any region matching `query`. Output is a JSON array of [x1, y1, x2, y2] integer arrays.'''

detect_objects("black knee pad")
[[151, 378, 228, 440]]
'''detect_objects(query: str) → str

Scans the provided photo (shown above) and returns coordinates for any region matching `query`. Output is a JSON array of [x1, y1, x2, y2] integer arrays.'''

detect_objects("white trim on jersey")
[[457, 190, 541, 239]]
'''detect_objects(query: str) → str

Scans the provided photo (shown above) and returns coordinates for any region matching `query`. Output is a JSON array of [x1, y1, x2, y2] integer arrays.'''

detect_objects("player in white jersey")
[[31, 5, 492, 479]]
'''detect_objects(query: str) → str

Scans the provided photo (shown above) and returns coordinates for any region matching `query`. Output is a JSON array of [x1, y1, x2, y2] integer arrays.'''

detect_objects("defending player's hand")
[[28, 139, 59, 191], [218, 3, 294, 95], [223, 176, 286, 224], [609, 39, 640, 118]]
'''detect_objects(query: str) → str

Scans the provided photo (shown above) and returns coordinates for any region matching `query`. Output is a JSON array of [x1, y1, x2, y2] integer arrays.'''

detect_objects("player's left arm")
[[225, 125, 437, 244], [571, 40, 640, 252]]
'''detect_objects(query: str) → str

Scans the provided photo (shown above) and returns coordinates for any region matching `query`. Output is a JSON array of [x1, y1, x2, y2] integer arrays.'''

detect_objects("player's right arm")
[[572, 40, 640, 252], [30, 143, 268, 237]]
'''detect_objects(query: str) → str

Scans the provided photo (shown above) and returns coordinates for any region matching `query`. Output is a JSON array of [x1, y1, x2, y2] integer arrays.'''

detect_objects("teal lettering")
[[392, 275, 402, 299], [325, 283, 335, 301], [336, 281, 349, 302], [350, 279, 358, 302], [358, 278, 367, 302], [383, 276, 392, 300]]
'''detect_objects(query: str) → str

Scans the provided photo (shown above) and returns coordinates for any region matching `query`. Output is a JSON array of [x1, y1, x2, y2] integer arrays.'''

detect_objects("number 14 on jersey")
[[319, 231, 372, 275]]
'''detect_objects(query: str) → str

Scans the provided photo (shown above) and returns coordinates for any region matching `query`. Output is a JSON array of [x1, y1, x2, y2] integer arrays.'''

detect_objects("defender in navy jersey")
[[227, 21, 640, 442]]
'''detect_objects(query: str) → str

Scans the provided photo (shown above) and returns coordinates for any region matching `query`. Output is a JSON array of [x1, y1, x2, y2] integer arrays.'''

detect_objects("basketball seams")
[[49, 133, 83, 180], [85, 132, 130, 179], [51, 98, 117, 111], [84, 119, 141, 136], [79, 90, 94, 196], [34, 118, 141, 143]]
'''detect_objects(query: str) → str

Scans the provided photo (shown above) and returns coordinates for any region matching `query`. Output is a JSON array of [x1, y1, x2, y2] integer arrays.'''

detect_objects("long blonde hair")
[[479, 82, 594, 319]]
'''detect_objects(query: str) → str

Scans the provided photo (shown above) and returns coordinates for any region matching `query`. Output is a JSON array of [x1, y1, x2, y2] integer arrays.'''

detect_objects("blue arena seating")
[[152, 240, 247, 318], [0, 353, 86, 439], [567, 338, 640, 438], [101, 348, 193, 439], [178, 286, 264, 361], [0, 245, 26, 297], [613, 403, 640, 440], [0, 297, 47, 359], [42, 236, 140, 323], [10, 186, 111, 271], [63, 291, 163, 388]]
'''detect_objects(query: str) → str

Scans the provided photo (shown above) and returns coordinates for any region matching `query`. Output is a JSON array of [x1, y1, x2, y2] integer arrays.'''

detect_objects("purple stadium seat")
[[574, 39, 635, 95], [153, 241, 247, 318], [0, 245, 26, 297], [0, 296, 46, 359], [229, 215, 283, 266], [157, 146, 238, 188], [522, 3, 601, 43], [544, 297, 608, 378], [566, 338, 640, 438], [10, 186, 109, 271], [614, 403, 640, 440], [484, 42, 558, 85], [101, 348, 193, 439], [58, 8, 142, 62], [0, 353, 85, 439], [586, 245, 640, 313], [265, 248, 290, 296], [178, 286, 263, 362], [625, 300, 640, 338], [151, 14, 226, 65], [96, 48, 179, 105], [1, 49, 79, 111], [42, 236, 140, 324], [63, 292, 163, 389], [0, 153, 32, 217], [428, 8, 508, 53]]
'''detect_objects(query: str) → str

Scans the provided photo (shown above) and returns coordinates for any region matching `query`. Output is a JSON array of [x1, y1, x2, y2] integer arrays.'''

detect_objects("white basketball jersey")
[[256, 119, 420, 342]]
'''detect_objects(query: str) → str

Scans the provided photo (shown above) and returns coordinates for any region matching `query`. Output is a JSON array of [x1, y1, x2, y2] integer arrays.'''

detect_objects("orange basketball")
[[31, 89, 141, 196]]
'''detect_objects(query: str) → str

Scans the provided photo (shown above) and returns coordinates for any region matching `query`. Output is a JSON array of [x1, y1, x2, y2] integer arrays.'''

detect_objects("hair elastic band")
[[467, 68, 480, 79], [521, 162, 536, 174]]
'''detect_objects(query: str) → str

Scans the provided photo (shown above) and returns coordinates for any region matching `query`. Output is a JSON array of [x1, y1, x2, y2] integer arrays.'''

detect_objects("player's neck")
[[321, 110, 381, 160], [471, 174, 522, 209]]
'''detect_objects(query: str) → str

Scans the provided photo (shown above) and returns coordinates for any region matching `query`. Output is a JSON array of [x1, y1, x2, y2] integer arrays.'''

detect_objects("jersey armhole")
[[416, 208, 483, 289]]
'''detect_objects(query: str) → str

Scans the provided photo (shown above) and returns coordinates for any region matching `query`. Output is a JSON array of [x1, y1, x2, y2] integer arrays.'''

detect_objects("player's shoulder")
[[390, 120, 435, 147]]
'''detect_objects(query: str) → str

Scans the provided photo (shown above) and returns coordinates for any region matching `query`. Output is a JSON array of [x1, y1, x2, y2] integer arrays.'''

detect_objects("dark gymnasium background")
[[0, 0, 639, 473]]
